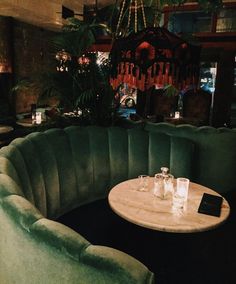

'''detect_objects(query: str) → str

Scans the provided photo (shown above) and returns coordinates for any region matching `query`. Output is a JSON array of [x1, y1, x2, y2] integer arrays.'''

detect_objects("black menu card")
[[198, 193, 223, 217]]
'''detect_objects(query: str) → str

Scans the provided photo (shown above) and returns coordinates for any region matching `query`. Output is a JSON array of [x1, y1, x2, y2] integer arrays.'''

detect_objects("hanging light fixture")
[[110, 0, 201, 93], [77, 53, 91, 74], [110, 26, 201, 92], [55, 49, 71, 72]]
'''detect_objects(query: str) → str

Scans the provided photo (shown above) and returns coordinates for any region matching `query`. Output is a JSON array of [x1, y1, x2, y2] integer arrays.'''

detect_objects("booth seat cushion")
[[0, 194, 154, 284]]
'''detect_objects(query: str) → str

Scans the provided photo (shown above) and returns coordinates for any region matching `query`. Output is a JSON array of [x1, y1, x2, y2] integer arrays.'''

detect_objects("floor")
[[57, 197, 236, 284]]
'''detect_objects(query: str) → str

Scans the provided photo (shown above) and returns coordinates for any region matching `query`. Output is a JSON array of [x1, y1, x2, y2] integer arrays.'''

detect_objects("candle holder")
[[35, 112, 42, 124], [174, 111, 180, 119]]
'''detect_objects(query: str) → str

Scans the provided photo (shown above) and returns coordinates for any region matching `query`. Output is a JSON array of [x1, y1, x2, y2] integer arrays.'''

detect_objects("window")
[[216, 8, 236, 32], [167, 6, 236, 34], [199, 62, 217, 94], [168, 11, 212, 34]]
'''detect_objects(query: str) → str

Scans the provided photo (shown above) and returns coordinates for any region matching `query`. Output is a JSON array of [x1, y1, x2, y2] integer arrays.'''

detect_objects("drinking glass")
[[153, 173, 164, 198], [176, 177, 189, 201], [172, 191, 186, 210], [138, 175, 149, 192], [172, 177, 189, 210]]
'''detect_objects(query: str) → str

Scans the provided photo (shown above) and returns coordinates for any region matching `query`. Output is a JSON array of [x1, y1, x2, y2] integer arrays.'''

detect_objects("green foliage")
[[12, 0, 223, 126], [53, 18, 105, 57], [13, 17, 116, 126], [51, 18, 116, 125], [163, 84, 179, 97]]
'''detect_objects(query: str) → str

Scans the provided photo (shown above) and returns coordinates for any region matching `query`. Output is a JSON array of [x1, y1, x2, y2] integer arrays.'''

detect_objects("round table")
[[108, 178, 230, 233], [16, 118, 35, 127], [0, 125, 14, 147], [0, 125, 14, 134]]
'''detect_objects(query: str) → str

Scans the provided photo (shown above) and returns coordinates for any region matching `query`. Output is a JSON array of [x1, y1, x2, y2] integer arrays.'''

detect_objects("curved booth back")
[[145, 122, 236, 194], [0, 126, 194, 219], [0, 126, 194, 284]]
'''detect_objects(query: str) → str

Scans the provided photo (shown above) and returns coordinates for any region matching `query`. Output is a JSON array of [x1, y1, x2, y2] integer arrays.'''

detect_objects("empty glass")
[[172, 177, 189, 210], [153, 173, 164, 198], [172, 191, 186, 210], [138, 175, 149, 192], [176, 177, 189, 202]]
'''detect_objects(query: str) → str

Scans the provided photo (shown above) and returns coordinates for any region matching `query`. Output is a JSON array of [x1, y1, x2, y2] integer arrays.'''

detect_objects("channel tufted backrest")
[[145, 122, 236, 194], [0, 126, 194, 219]]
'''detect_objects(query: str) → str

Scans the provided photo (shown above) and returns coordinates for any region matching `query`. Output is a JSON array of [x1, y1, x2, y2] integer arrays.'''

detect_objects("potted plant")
[[13, 17, 116, 127]]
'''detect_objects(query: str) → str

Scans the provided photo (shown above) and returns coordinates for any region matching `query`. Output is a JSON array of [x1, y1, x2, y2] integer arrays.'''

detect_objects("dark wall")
[[0, 16, 13, 120], [13, 21, 56, 78], [212, 49, 235, 127], [12, 20, 57, 114], [200, 46, 235, 127]]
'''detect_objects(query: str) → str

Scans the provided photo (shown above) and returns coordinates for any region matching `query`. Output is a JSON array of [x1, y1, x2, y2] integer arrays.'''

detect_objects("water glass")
[[138, 175, 149, 192], [172, 191, 186, 210], [172, 177, 189, 210], [176, 177, 189, 201], [153, 173, 164, 198]]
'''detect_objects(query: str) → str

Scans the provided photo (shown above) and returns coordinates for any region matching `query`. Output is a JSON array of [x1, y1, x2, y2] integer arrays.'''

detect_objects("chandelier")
[[109, 0, 201, 92]]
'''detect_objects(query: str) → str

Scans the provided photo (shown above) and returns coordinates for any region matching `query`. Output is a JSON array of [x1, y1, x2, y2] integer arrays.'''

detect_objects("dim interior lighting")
[[0, 59, 12, 73], [77, 54, 90, 65], [55, 49, 71, 72], [96, 52, 109, 66]]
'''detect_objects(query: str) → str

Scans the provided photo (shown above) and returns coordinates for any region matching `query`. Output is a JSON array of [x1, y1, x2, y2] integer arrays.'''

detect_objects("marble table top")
[[16, 118, 35, 127], [0, 125, 14, 134], [108, 178, 230, 233]]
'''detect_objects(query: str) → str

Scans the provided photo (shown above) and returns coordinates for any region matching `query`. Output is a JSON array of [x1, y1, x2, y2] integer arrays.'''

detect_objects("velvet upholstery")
[[0, 126, 195, 284], [145, 122, 236, 194]]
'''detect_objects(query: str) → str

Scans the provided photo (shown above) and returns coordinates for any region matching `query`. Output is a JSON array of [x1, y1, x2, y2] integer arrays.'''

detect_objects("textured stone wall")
[[13, 20, 57, 114], [0, 16, 13, 73], [0, 17, 13, 120]]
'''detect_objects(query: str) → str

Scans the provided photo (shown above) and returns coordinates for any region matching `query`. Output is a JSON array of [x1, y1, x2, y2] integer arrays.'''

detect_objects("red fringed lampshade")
[[110, 27, 201, 92]]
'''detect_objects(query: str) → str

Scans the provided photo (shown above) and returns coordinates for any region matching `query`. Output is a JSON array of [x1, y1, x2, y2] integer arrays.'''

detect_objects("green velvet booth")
[[0, 126, 195, 284], [145, 122, 236, 195]]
